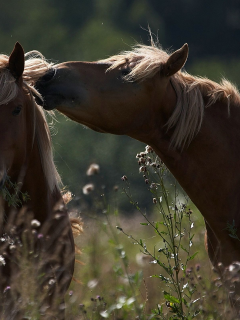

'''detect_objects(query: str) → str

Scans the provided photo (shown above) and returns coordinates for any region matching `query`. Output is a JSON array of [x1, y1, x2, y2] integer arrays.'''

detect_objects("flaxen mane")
[[0, 52, 60, 192], [101, 43, 240, 149]]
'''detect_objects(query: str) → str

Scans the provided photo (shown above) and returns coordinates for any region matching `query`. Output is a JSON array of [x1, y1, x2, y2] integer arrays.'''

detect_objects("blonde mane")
[[0, 51, 60, 192], [102, 43, 240, 149]]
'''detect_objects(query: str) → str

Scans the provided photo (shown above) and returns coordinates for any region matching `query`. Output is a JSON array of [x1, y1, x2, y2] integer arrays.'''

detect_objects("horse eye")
[[12, 105, 22, 116], [41, 68, 56, 82]]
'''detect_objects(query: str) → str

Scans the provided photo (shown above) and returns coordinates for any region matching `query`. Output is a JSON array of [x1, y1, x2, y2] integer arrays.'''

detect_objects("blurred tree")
[[1, 0, 240, 212]]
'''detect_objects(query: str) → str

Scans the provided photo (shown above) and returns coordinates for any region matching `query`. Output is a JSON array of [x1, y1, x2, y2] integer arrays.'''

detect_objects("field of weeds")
[[64, 147, 239, 320], [1, 147, 238, 319]]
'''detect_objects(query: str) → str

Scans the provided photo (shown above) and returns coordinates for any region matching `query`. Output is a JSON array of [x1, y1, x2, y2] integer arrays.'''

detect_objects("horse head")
[[0, 43, 33, 191], [36, 44, 188, 140]]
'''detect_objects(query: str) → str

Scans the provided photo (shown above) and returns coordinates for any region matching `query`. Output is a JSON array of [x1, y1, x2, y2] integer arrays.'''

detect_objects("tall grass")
[[0, 147, 239, 319]]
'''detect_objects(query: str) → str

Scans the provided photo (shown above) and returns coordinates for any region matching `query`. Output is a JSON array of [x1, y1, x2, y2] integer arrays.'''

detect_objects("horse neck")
[[21, 129, 63, 223], [149, 92, 240, 265]]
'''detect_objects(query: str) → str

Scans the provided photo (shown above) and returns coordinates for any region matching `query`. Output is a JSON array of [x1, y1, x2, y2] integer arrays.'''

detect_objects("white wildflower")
[[31, 219, 41, 228], [0, 255, 6, 266]]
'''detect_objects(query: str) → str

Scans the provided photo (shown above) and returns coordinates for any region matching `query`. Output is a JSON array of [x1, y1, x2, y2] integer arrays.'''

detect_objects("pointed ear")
[[8, 42, 25, 81], [162, 43, 189, 77]]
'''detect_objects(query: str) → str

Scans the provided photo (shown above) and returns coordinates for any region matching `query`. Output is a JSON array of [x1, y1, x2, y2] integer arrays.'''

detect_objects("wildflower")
[[147, 157, 152, 164], [31, 219, 41, 228], [121, 175, 128, 181], [82, 183, 94, 195], [86, 163, 100, 176], [145, 145, 153, 153], [3, 286, 10, 293], [145, 179, 149, 184], [69, 290, 73, 296], [186, 268, 192, 274], [62, 191, 72, 204], [48, 279, 55, 286], [153, 198, 157, 204], [140, 152, 146, 157], [0, 255, 6, 266], [87, 279, 98, 289], [150, 183, 157, 189], [54, 213, 64, 220], [195, 264, 201, 271], [38, 234, 44, 239], [139, 166, 147, 173]]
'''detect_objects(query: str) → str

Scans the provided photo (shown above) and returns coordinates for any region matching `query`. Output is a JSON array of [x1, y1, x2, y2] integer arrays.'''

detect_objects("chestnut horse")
[[36, 42, 240, 277], [0, 43, 75, 319]]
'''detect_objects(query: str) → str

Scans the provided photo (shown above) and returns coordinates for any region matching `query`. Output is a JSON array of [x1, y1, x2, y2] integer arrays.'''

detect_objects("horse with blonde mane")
[[36, 40, 240, 309], [0, 43, 76, 319]]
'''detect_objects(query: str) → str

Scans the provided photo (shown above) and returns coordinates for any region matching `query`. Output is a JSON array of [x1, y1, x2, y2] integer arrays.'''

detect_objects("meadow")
[[64, 147, 238, 320], [1, 145, 238, 319]]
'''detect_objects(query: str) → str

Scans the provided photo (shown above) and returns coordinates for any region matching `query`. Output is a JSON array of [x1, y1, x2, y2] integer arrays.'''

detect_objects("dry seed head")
[[62, 191, 73, 204], [86, 163, 100, 176], [139, 166, 147, 173], [0, 255, 6, 266], [31, 219, 41, 228], [82, 183, 95, 195], [195, 264, 201, 271], [145, 145, 153, 153]]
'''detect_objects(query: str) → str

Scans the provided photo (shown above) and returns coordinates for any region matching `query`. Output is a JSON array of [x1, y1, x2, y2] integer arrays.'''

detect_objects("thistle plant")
[[119, 146, 200, 319]]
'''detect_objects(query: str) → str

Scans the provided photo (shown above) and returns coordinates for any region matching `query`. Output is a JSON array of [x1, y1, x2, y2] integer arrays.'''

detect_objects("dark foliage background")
[[1, 0, 240, 211]]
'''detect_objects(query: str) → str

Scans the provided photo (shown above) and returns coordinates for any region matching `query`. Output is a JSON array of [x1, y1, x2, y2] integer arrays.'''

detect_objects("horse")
[[35, 40, 240, 301], [0, 42, 75, 319]]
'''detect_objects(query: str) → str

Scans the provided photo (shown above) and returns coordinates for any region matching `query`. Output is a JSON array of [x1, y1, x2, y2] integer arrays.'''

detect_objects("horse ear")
[[162, 43, 189, 77], [8, 42, 25, 81]]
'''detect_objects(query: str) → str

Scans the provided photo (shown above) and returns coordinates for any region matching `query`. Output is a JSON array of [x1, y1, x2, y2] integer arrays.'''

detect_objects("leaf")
[[140, 223, 149, 226], [187, 251, 199, 262], [189, 234, 195, 241], [182, 298, 188, 306], [229, 234, 238, 239], [163, 291, 180, 304], [180, 245, 188, 253]]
